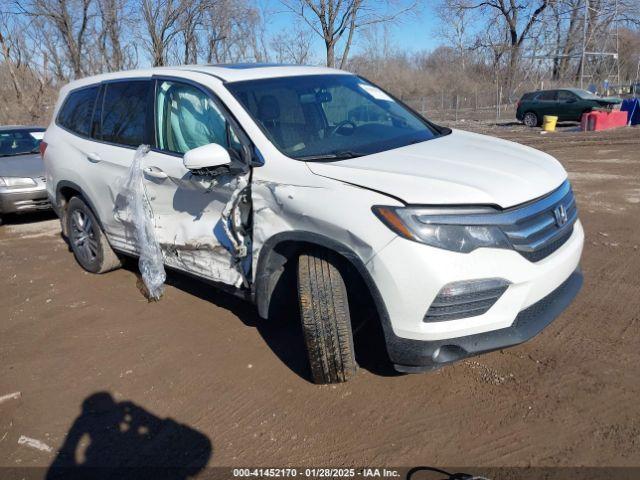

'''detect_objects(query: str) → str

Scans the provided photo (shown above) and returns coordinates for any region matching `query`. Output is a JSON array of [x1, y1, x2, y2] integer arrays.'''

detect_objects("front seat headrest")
[[257, 95, 281, 123]]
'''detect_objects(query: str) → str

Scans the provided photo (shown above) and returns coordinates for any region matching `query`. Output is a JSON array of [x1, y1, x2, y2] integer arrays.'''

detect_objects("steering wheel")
[[327, 120, 356, 137]]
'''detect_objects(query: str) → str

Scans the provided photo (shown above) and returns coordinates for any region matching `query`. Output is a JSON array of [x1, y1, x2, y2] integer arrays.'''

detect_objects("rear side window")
[[521, 92, 535, 101], [537, 91, 557, 101], [100, 81, 152, 146], [57, 87, 99, 136]]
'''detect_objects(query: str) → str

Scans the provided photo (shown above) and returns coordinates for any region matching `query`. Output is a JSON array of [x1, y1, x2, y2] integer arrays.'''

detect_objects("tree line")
[[0, 0, 639, 124]]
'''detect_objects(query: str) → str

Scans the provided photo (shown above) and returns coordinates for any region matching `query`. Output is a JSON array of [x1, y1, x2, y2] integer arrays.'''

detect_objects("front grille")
[[14, 199, 51, 211], [501, 183, 577, 262], [519, 225, 574, 262]]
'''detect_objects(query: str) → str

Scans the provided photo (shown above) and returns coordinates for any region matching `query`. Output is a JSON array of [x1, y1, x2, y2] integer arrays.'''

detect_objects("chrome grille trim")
[[415, 181, 578, 262], [502, 185, 577, 256]]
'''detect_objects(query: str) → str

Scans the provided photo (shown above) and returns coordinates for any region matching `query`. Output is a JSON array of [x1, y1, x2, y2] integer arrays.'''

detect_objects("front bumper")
[[389, 268, 583, 372], [0, 187, 51, 214]]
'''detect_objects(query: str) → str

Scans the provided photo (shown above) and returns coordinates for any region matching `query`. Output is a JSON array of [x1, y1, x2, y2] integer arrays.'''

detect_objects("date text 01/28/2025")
[[232, 468, 401, 478]]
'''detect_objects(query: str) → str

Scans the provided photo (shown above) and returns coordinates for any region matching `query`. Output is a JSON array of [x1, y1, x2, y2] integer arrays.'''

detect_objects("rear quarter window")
[[57, 86, 100, 136]]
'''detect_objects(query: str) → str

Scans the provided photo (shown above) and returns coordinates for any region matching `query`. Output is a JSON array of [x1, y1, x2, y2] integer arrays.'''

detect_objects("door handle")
[[86, 152, 101, 163], [144, 166, 168, 180]]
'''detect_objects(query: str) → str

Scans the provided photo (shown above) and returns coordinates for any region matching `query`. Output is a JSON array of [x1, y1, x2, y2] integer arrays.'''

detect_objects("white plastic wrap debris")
[[117, 145, 166, 300]]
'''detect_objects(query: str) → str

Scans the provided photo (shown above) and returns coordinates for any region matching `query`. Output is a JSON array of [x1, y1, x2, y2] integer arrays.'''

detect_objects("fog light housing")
[[424, 278, 510, 322]]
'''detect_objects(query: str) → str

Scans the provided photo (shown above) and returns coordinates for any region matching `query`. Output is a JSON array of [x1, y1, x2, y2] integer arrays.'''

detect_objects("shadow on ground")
[[46, 392, 212, 480], [0, 211, 58, 226], [123, 260, 401, 383]]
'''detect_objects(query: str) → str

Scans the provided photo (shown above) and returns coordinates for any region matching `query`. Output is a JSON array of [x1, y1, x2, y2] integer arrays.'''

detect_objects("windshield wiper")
[[297, 150, 365, 161]]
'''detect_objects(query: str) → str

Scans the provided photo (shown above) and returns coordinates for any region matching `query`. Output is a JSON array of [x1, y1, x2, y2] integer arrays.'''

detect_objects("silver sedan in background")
[[0, 125, 50, 225]]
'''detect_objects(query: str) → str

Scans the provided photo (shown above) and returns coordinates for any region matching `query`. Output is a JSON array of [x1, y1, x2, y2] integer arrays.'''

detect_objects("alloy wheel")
[[523, 112, 538, 127], [70, 209, 98, 264]]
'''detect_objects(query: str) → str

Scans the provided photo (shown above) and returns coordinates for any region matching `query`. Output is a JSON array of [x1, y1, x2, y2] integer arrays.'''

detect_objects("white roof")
[[62, 64, 352, 91]]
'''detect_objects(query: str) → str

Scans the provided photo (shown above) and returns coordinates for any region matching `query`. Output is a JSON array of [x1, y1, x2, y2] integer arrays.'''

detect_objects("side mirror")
[[183, 143, 231, 171], [567, 98, 577, 103]]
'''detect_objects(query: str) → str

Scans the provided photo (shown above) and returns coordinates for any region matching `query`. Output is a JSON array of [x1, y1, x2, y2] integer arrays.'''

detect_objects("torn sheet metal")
[[153, 171, 252, 289], [250, 174, 396, 283], [115, 145, 166, 300]]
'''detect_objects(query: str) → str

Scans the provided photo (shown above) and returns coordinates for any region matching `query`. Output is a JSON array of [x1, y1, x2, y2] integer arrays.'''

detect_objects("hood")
[[0, 153, 44, 179], [597, 97, 622, 104], [306, 129, 567, 208]]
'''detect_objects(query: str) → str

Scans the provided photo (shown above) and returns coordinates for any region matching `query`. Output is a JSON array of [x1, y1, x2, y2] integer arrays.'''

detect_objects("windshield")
[[575, 89, 601, 100], [0, 129, 44, 157], [226, 74, 439, 160]]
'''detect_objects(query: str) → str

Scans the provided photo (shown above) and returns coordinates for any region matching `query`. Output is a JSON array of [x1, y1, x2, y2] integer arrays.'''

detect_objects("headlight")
[[0, 177, 37, 188], [373, 206, 511, 253]]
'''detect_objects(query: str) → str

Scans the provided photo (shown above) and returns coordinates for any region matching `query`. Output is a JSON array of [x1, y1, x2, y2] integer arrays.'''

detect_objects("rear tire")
[[66, 196, 121, 274], [297, 250, 357, 384], [523, 111, 539, 127]]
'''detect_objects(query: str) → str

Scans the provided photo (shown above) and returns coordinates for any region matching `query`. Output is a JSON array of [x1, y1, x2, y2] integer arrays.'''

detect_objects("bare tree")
[[17, 0, 94, 78], [282, 0, 417, 68], [445, 0, 548, 95], [140, 0, 187, 66], [97, 0, 135, 71], [202, 0, 266, 64], [270, 28, 313, 64], [0, 12, 53, 122]]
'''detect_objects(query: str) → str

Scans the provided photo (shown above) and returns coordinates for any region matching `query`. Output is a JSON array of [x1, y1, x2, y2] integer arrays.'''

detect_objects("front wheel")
[[297, 250, 357, 384], [523, 111, 539, 127]]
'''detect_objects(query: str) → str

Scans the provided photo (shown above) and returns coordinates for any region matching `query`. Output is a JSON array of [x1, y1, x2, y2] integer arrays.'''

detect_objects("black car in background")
[[516, 88, 622, 127]]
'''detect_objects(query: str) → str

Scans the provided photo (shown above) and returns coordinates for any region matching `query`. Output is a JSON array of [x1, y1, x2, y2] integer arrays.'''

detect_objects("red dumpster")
[[581, 110, 628, 131]]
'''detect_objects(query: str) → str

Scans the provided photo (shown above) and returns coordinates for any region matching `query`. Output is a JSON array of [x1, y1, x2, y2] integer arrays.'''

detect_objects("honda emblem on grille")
[[554, 204, 568, 227]]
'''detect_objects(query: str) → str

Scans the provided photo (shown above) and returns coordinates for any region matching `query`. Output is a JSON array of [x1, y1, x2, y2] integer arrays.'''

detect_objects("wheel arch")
[[253, 231, 391, 329], [55, 180, 105, 234]]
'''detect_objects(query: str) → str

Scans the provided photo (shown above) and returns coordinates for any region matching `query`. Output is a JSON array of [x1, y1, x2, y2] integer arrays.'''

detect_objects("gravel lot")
[[1, 123, 639, 476]]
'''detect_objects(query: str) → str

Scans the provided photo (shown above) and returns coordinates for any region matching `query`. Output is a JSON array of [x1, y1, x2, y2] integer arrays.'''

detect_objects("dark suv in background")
[[516, 88, 622, 127]]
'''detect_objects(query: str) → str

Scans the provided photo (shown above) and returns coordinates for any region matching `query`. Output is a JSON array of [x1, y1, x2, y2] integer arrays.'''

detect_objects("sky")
[[264, 1, 442, 62]]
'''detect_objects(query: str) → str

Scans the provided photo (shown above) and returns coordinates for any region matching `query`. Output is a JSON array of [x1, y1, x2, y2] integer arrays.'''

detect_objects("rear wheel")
[[297, 250, 357, 384], [66, 196, 121, 274], [523, 111, 539, 127]]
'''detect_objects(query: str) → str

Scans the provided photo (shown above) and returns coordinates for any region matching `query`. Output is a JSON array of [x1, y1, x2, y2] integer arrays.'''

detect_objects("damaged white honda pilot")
[[43, 64, 584, 384]]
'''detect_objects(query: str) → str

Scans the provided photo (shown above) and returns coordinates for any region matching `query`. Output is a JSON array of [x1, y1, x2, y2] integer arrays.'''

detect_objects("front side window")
[[58, 86, 99, 136], [156, 80, 243, 157], [0, 129, 45, 156], [227, 74, 438, 160], [100, 81, 152, 146]]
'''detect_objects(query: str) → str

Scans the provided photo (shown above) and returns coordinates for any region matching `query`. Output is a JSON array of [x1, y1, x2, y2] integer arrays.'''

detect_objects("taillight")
[[39, 141, 48, 158]]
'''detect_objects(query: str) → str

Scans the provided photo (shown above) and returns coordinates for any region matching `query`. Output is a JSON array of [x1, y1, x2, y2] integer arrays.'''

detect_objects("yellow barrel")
[[543, 115, 558, 131]]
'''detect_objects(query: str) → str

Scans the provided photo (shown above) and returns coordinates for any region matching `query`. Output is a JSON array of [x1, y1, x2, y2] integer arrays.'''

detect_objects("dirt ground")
[[1, 122, 639, 476]]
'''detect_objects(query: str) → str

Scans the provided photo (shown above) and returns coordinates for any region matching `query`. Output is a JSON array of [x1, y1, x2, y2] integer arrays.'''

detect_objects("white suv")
[[43, 65, 584, 384]]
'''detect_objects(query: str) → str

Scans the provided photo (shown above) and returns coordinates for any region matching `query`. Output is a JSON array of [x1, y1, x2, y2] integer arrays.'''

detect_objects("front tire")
[[66, 196, 121, 274], [297, 250, 357, 384], [523, 111, 539, 127]]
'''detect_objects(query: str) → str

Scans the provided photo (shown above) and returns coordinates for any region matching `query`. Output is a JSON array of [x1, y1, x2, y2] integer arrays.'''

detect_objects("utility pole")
[[580, 0, 588, 89]]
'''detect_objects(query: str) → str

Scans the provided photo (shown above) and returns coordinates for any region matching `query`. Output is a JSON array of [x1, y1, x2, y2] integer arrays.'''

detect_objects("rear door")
[[141, 78, 252, 287], [537, 90, 558, 117], [84, 79, 155, 251]]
